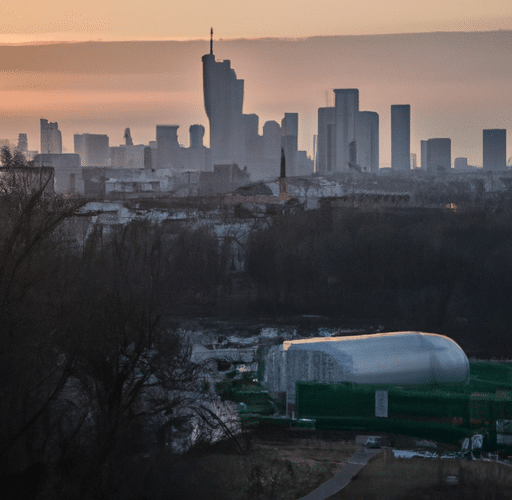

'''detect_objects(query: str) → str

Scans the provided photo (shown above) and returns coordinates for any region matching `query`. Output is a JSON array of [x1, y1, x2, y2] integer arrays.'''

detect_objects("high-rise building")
[[189, 125, 205, 149], [40, 118, 62, 154], [410, 153, 417, 169], [124, 128, 133, 146], [17, 133, 28, 153], [281, 113, 299, 176], [281, 113, 298, 138], [391, 105, 410, 171], [483, 129, 506, 171], [426, 138, 451, 172], [316, 107, 336, 173], [156, 125, 180, 169], [262, 121, 281, 162], [187, 124, 210, 171], [74, 133, 109, 167], [334, 89, 359, 171], [202, 31, 244, 167], [242, 114, 260, 161], [357, 111, 379, 172], [420, 140, 428, 169]]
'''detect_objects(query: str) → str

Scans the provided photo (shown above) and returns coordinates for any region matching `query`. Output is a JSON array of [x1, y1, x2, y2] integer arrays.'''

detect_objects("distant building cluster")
[[2, 31, 510, 198], [317, 89, 379, 173]]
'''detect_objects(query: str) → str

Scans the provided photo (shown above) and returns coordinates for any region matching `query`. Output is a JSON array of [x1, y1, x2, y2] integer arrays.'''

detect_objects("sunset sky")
[[1, 2, 512, 167], [1, 1, 512, 42]]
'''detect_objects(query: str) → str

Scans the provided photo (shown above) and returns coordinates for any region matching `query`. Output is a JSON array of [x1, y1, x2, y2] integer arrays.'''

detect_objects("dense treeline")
[[244, 207, 512, 355]]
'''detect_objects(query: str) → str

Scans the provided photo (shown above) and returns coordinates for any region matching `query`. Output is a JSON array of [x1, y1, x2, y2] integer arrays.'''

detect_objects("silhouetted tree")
[[0, 158, 84, 490]]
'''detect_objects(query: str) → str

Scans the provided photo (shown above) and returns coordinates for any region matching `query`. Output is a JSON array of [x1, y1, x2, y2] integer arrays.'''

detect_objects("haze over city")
[[0, 1, 512, 168], [4, 4, 512, 499]]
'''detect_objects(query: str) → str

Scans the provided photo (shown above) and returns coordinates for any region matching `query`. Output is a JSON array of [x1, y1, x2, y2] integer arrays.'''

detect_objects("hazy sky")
[[1, 3, 512, 167], [1, 1, 512, 42]]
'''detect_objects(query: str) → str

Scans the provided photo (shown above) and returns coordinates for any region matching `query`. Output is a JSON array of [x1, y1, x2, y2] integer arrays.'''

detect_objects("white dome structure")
[[263, 332, 469, 410]]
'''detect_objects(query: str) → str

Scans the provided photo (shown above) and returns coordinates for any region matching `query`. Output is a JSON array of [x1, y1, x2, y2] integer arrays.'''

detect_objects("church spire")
[[210, 27, 213, 55]]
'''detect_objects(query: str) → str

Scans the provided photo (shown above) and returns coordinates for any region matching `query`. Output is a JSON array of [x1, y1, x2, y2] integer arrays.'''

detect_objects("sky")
[[1, 2, 512, 167], [1, 1, 512, 42]]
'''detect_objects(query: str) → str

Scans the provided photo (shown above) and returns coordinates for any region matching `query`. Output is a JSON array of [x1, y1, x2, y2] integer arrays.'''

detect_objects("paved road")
[[297, 436, 383, 500]]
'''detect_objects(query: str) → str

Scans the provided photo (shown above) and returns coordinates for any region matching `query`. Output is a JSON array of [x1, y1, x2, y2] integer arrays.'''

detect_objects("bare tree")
[[0, 148, 84, 480]]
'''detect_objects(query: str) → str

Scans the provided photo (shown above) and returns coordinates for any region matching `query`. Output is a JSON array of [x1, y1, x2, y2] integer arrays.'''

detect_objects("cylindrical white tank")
[[283, 331, 469, 386]]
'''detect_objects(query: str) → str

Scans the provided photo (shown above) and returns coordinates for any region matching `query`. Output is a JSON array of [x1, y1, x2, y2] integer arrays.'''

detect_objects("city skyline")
[[0, 30, 511, 168]]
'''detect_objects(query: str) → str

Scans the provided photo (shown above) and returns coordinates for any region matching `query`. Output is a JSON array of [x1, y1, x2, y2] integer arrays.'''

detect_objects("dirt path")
[[297, 436, 383, 500]]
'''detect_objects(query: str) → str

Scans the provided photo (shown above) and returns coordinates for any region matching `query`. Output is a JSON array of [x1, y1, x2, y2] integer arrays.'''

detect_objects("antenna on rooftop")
[[210, 27, 213, 55]]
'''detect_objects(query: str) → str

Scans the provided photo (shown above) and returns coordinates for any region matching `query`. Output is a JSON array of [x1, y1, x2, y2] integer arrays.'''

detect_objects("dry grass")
[[331, 449, 512, 500]]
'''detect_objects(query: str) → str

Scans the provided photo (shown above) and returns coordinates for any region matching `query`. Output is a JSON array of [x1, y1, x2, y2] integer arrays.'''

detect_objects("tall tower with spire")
[[202, 29, 245, 167]]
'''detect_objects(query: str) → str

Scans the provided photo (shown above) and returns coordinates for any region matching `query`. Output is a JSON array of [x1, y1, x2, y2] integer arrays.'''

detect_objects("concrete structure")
[[32, 153, 83, 194], [334, 89, 359, 171], [202, 34, 245, 167], [74, 134, 109, 167], [483, 129, 506, 171], [263, 332, 470, 414], [426, 138, 451, 172], [281, 113, 299, 176], [198, 163, 250, 196], [316, 107, 336, 173], [357, 111, 379, 172], [156, 125, 180, 169], [391, 105, 411, 171], [261, 120, 281, 176], [243, 114, 261, 169], [454, 157, 478, 171], [186, 125, 210, 171], [124, 145, 146, 169], [40, 119, 62, 154], [454, 157, 468, 170], [410, 153, 417, 169], [421, 140, 428, 169], [17, 133, 28, 153], [124, 128, 133, 146], [281, 112, 298, 138], [82, 167, 174, 197], [189, 124, 205, 149]]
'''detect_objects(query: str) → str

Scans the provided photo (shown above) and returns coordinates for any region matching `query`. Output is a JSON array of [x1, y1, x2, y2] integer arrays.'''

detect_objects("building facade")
[[391, 105, 411, 171], [40, 119, 62, 155], [426, 138, 451, 172], [483, 129, 506, 171], [74, 133, 109, 167], [202, 43, 245, 167], [316, 107, 336, 173], [357, 111, 379, 172], [334, 89, 359, 171]]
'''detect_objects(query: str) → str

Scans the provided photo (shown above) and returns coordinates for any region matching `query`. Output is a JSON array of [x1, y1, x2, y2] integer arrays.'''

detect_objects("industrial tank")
[[283, 331, 469, 386]]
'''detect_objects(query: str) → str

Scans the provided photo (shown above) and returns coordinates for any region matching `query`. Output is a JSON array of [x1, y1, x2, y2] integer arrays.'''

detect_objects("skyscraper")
[[420, 140, 428, 169], [316, 107, 336, 172], [281, 113, 298, 176], [17, 133, 28, 153], [357, 111, 379, 172], [391, 105, 410, 171], [189, 125, 205, 149], [74, 133, 109, 167], [483, 129, 506, 171], [156, 125, 180, 169], [40, 118, 62, 154], [426, 138, 451, 172], [202, 30, 245, 167], [334, 89, 359, 171]]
